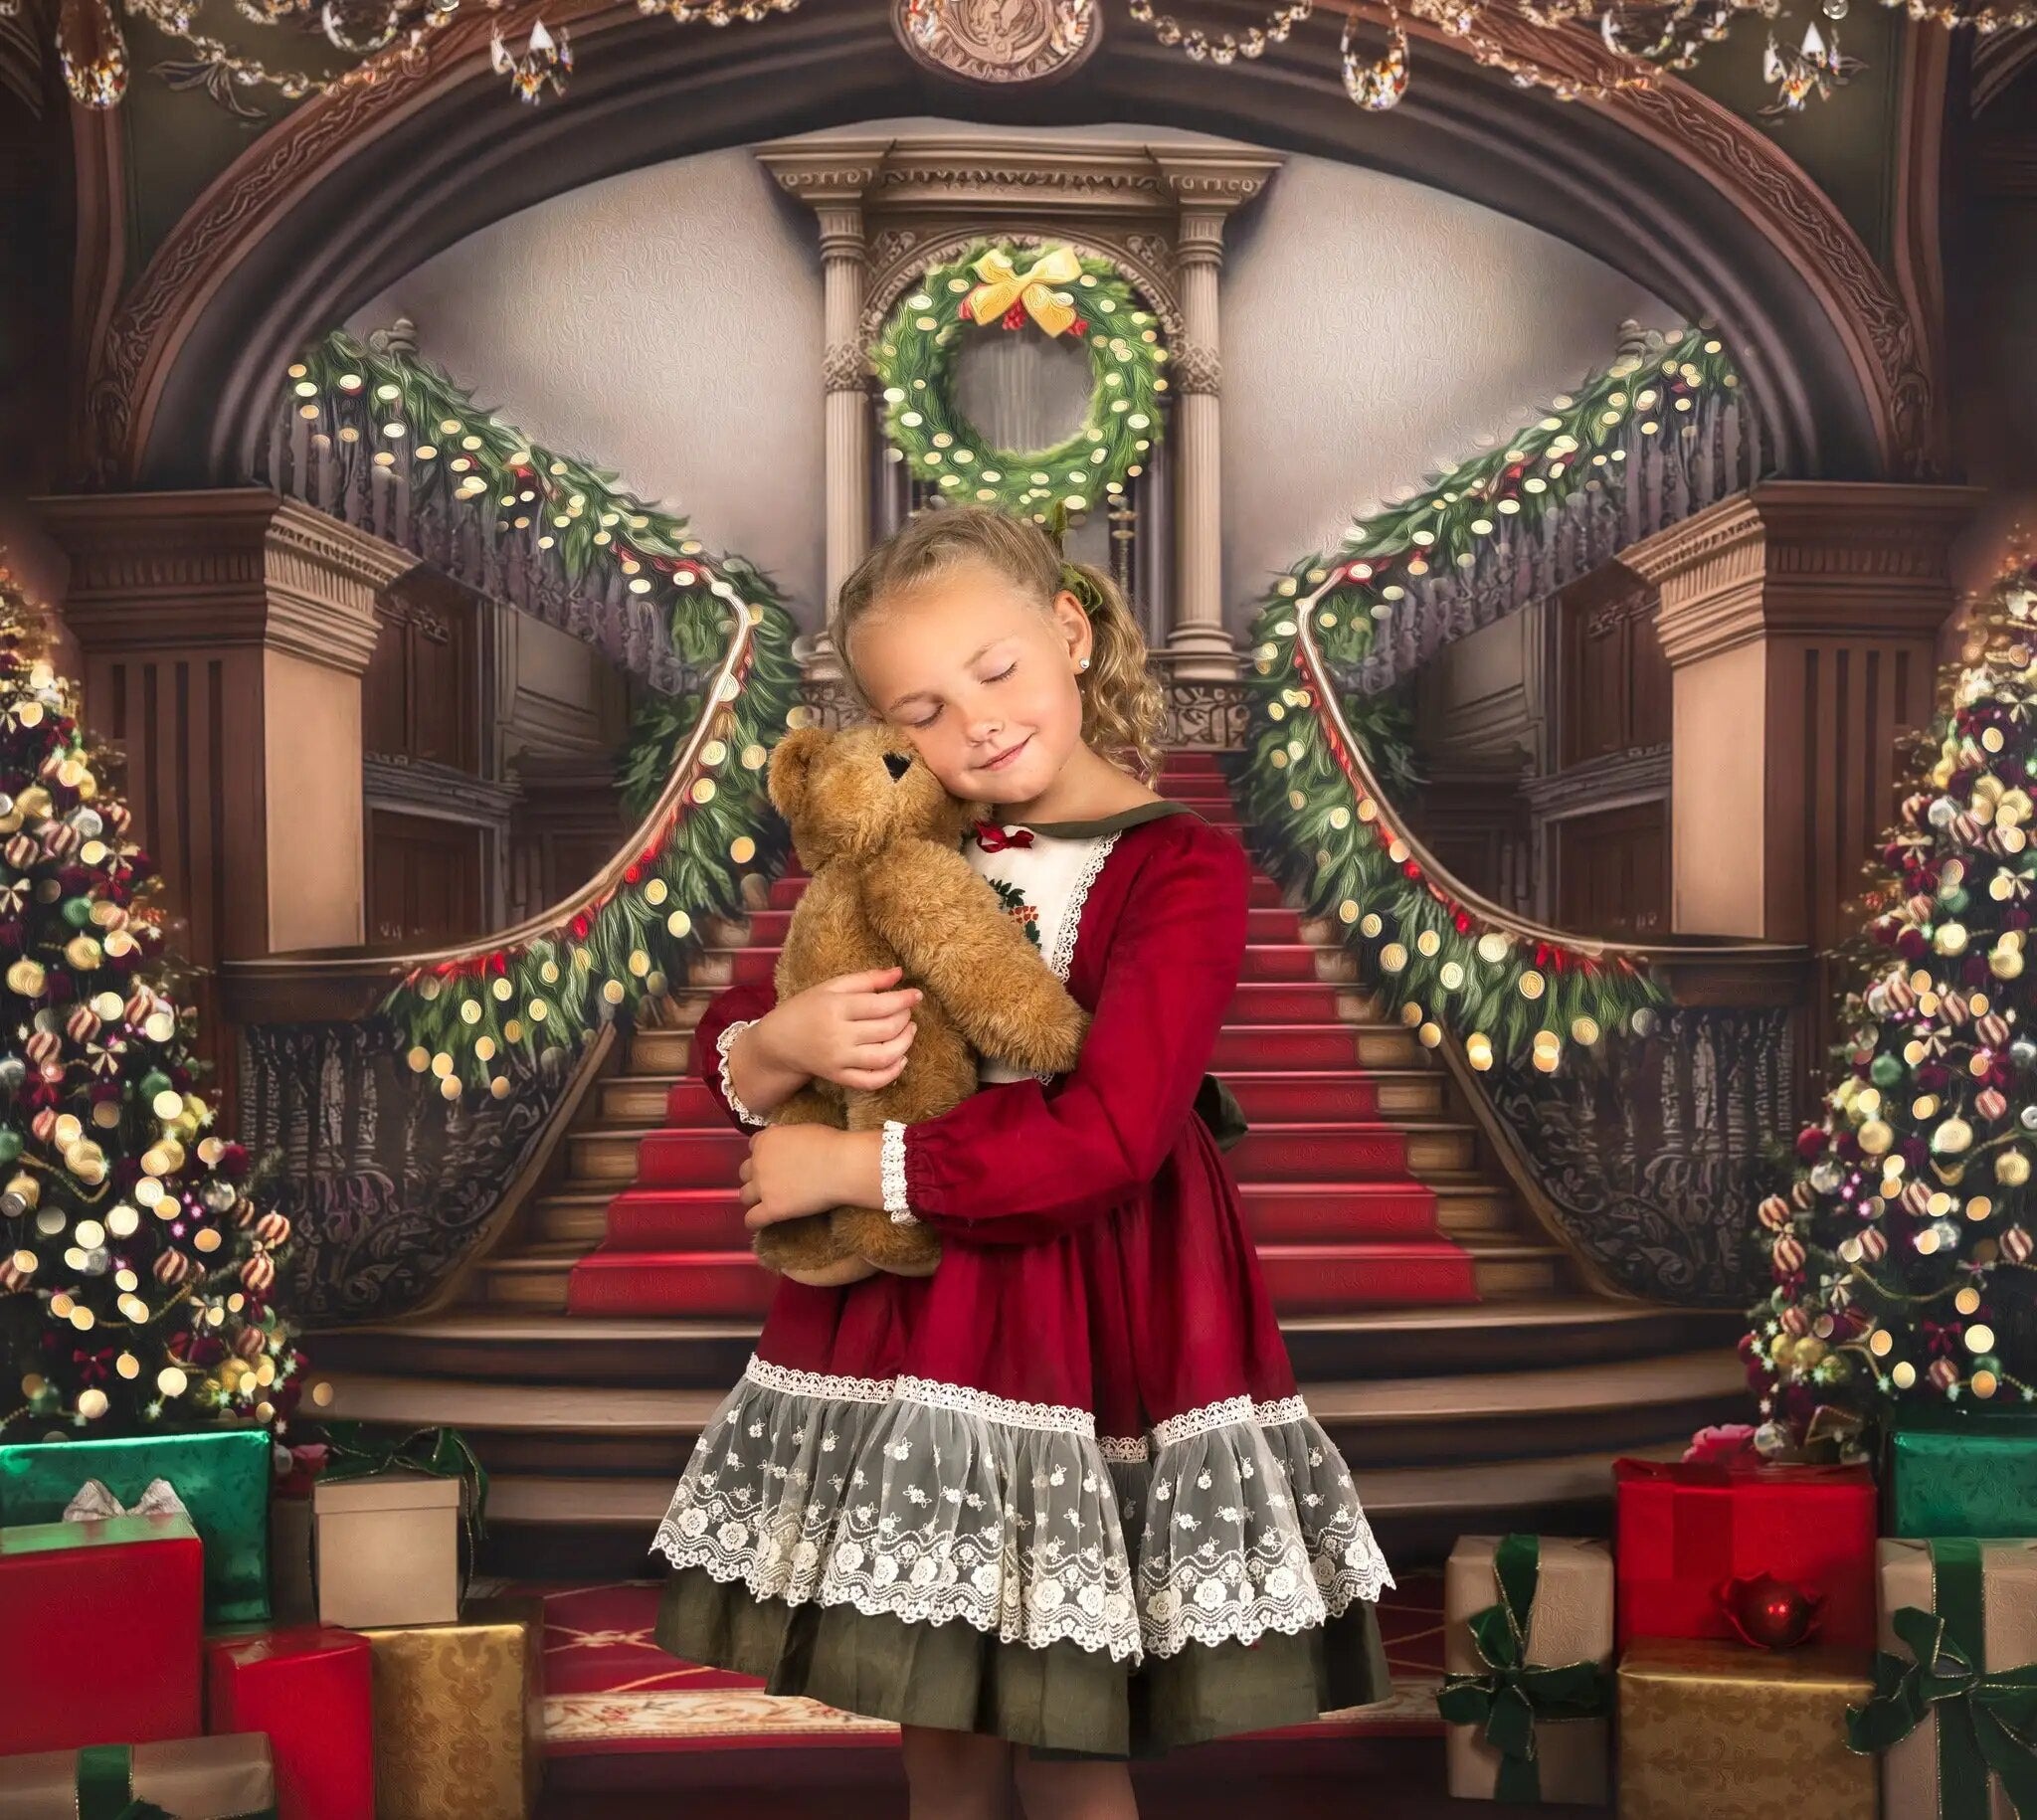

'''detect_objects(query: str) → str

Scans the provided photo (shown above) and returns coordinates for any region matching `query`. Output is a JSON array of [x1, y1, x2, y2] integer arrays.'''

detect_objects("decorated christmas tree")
[[1751, 551, 2037, 1454], [0, 562, 302, 1440]]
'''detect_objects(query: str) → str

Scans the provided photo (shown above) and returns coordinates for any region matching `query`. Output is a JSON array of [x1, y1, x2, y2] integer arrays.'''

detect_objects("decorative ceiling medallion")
[[894, 0, 1101, 85]]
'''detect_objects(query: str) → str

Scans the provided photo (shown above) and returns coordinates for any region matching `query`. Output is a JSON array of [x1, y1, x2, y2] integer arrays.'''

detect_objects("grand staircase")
[[311, 752, 1743, 1576]]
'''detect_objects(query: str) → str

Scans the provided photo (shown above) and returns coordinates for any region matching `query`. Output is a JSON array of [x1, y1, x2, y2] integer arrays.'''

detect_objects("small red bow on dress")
[[971, 820, 1033, 852]]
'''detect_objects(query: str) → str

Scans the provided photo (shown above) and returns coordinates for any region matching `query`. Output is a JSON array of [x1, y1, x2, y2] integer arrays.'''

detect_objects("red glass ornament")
[[1715, 1572, 1824, 1650]]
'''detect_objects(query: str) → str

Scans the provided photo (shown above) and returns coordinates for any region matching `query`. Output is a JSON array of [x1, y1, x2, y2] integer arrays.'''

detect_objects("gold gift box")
[[361, 1596, 545, 1820], [1877, 1539, 2037, 1820], [1443, 1536, 1612, 1806], [0, 1732, 274, 1818], [313, 1467, 463, 1629], [1617, 1637, 1876, 1820]]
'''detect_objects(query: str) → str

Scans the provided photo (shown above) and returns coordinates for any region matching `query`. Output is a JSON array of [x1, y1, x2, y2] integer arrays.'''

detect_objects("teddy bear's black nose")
[[883, 753, 911, 782]]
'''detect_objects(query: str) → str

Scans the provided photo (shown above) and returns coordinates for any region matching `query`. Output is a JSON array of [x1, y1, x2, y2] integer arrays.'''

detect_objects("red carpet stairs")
[[312, 752, 1742, 1579]]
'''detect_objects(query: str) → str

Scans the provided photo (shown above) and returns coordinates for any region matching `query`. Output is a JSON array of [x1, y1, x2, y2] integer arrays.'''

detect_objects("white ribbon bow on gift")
[[62, 1477, 190, 1523]]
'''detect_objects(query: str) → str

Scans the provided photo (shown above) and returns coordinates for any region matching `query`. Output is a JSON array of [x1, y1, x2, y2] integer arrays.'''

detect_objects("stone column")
[[1167, 212, 1235, 680], [1626, 481, 1983, 1094], [32, 489, 405, 1089], [1156, 155, 1278, 682], [756, 145, 886, 687]]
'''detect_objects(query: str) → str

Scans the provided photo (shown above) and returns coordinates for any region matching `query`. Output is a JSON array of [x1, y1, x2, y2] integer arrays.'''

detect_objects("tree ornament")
[[1930, 1358, 1962, 1392], [1772, 1234, 1806, 1274], [2003, 1225, 2034, 1264], [1934, 1117, 1975, 1155], [1978, 1086, 2009, 1122], [1998, 1150, 2033, 1186], [1758, 1194, 1793, 1232], [1716, 1573, 1824, 1649]]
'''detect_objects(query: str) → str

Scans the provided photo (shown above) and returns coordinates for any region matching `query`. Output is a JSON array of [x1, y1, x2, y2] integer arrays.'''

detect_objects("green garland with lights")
[[1234, 323, 1742, 1071], [288, 330, 804, 1092], [871, 240, 1169, 523], [1749, 553, 2037, 1450]]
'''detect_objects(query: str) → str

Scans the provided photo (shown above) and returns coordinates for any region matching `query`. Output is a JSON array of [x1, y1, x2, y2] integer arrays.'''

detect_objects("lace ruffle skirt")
[[649, 1356, 1396, 1754]]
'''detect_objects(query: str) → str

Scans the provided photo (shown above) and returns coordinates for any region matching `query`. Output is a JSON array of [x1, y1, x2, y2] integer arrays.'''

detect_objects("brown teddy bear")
[[746, 721, 1092, 1288]]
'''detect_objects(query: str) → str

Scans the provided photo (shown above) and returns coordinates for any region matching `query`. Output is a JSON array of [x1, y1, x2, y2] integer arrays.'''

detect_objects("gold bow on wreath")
[[966, 246, 1084, 337]]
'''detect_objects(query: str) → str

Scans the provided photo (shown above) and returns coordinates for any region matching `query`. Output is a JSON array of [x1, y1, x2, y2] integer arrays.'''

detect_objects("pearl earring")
[[1077, 656, 1090, 671]]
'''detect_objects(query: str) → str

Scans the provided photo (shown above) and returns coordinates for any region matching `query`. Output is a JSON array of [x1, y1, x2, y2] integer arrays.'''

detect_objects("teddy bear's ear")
[[766, 726, 833, 822]]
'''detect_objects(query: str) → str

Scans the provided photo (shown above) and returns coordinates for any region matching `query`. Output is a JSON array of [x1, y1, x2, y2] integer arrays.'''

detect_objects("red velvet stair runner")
[[567, 753, 1478, 1317]]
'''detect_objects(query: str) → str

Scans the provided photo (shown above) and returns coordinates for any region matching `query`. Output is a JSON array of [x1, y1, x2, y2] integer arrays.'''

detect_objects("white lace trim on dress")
[[1046, 830, 1122, 984], [878, 1119, 916, 1225], [714, 1018, 769, 1128], [652, 1367, 1394, 1663]]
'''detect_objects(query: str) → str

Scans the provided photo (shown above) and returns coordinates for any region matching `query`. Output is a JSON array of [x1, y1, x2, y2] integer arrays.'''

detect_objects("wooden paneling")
[[1555, 802, 1669, 941], [366, 583, 477, 771], [1558, 566, 1669, 770], [367, 809, 484, 951]]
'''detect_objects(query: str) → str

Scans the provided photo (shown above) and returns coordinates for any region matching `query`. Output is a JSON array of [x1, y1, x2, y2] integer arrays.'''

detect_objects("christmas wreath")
[[870, 241, 1170, 522]]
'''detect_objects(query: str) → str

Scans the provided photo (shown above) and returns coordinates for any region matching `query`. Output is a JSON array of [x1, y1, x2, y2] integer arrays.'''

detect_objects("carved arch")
[[80, 0, 1930, 488]]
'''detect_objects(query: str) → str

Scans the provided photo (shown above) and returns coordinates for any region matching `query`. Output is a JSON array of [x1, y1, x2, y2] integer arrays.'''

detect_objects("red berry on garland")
[[1716, 1573, 1824, 1650], [1068, 318, 1088, 338], [1002, 303, 1026, 331]]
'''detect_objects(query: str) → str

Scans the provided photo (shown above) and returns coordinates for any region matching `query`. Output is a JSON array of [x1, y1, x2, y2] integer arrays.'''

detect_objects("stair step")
[[1210, 1023, 1432, 1070], [422, 1442, 1694, 1576], [551, 1173, 1470, 1255], [548, 1234, 1522, 1320], [652, 1064, 1449, 1129], [765, 872, 1293, 911], [717, 938, 1325, 989], [307, 1301, 1745, 1389], [310, 1351, 1740, 1482], [609, 1119, 1472, 1191], [721, 905, 1306, 948]]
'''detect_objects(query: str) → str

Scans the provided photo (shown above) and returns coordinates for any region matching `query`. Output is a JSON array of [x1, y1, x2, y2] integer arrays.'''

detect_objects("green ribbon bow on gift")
[[1435, 1533, 1613, 1805], [1846, 1536, 2037, 1820], [318, 1421, 490, 1601], [74, 1743, 277, 1820]]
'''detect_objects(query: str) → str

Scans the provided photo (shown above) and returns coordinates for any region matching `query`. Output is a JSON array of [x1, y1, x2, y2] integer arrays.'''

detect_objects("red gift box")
[[1612, 1457, 1877, 1649], [0, 1514, 204, 1753], [207, 1624, 374, 1820]]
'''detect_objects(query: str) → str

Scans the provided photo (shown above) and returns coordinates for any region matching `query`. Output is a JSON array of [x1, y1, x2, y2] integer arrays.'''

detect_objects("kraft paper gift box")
[[1887, 1411, 2037, 1539], [1616, 1636, 1877, 1820], [312, 1466, 462, 1629], [1850, 1537, 2037, 1820], [0, 1734, 276, 1819], [0, 1426, 273, 1624], [0, 1513, 204, 1754], [1612, 1455, 1878, 1648], [1441, 1535, 1612, 1805], [360, 1596, 546, 1820], [207, 1624, 375, 1820]]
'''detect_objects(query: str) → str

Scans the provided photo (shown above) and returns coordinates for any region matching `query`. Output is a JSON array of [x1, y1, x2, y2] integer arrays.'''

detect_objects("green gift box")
[[0, 1428, 272, 1623], [1887, 1412, 2037, 1541]]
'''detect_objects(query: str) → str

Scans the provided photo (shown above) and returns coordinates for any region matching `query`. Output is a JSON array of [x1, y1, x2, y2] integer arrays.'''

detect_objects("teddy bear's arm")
[[861, 839, 1089, 1075]]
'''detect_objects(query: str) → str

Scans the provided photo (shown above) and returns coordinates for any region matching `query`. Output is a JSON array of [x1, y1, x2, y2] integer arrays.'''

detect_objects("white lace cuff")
[[880, 1119, 917, 1226], [713, 1019, 768, 1128]]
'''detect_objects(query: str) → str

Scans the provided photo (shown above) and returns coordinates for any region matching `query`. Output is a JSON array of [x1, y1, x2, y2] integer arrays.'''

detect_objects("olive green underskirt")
[[654, 1564, 1392, 1759]]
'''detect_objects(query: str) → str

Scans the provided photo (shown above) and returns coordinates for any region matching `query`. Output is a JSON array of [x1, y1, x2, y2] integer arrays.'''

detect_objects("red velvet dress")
[[652, 801, 1393, 1742]]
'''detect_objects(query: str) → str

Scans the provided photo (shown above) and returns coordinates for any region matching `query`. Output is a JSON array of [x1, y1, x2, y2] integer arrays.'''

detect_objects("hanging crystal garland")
[[56, 0, 128, 105], [490, 12, 570, 99], [29, 0, 796, 111], [1339, 2, 1408, 105]]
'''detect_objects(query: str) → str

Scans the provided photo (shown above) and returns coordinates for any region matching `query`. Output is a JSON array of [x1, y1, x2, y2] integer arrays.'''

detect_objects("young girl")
[[652, 506, 1393, 1816]]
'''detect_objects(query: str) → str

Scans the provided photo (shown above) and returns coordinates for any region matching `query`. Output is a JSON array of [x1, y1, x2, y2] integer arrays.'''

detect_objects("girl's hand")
[[740, 1126, 876, 1230], [755, 965, 922, 1091]]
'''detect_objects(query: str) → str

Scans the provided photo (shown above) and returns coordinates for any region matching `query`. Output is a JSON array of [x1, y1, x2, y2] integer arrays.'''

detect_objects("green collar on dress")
[[1011, 800, 1201, 839]]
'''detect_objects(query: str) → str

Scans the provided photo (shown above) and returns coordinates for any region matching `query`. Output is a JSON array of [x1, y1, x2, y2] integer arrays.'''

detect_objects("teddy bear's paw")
[[782, 1254, 881, 1289]]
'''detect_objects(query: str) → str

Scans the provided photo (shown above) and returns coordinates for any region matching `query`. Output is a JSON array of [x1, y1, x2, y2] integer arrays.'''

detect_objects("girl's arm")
[[884, 824, 1250, 1243], [693, 980, 794, 1131]]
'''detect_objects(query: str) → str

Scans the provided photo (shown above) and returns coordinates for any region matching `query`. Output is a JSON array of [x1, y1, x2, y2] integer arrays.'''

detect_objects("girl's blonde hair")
[[827, 505, 1168, 786]]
